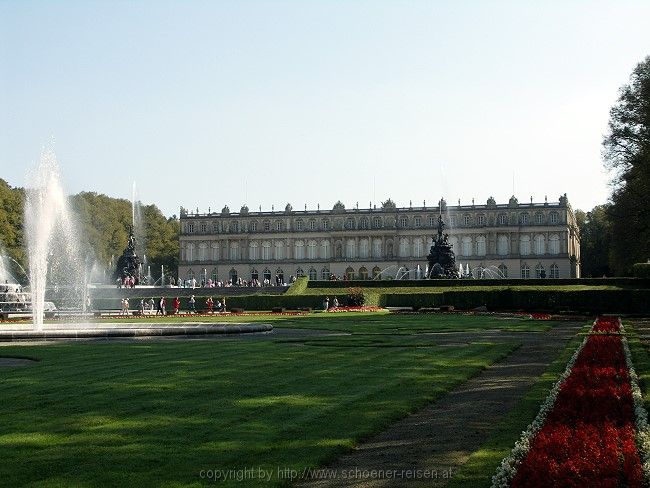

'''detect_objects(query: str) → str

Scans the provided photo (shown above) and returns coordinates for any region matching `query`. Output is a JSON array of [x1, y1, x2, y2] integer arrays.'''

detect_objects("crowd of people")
[[117, 295, 228, 315]]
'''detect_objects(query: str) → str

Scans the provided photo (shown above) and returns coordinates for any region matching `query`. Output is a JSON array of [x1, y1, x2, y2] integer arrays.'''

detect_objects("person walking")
[[156, 297, 164, 316], [139, 299, 145, 315], [173, 297, 180, 315], [323, 296, 329, 311], [148, 297, 155, 314], [206, 296, 214, 314], [189, 295, 196, 313]]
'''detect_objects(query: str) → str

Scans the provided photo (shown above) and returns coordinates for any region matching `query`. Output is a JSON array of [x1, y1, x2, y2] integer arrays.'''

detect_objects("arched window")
[[535, 263, 545, 278], [198, 242, 208, 261], [346, 239, 356, 259], [321, 267, 330, 280], [399, 238, 410, 257], [461, 236, 472, 256], [211, 242, 220, 261], [211, 268, 218, 282], [359, 239, 369, 259], [187, 269, 195, 280], [372, 239, 382, 258], [308, 268, 317, 280], [262, 241, 271, 260], [359, 267, 369, 279], [320, 240, 330, 259], [520, 235, 531, 256], [229, 268, 238, 282], [413, 238, 423, 258], [345, 267, 355, 280], [294, 240, 305, 260], [296, 268, 304, 277], [549, 234, 560, 255], [251, 268, 259, 280], [372, 266, 382, 278], [276, 268, 284, 283], [249, 241, 258, 260], [521, 264, 530, 278], [498, 264, 508, 278], [186, 243, 195, 261], [534, 213, 544, 224], [498, 213, 508, 225], [307, 240, 317, 259], [476, 235, 486, 256], [550, 263, 560, 278], [229, 242, 239, 260], [263, 268, 271, 281], [497, 235, 509, 256], [534, 234, 546, 255], [274, 241, 285, 260], [520, 213, 529, 225]]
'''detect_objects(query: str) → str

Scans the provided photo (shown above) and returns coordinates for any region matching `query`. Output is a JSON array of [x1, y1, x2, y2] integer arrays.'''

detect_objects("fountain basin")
[[0, 322, 273, 341]]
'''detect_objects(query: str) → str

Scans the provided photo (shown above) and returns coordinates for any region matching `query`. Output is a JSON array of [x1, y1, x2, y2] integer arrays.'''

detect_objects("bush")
[[632, 263, 650, 278], [345, 287, 365, 306]]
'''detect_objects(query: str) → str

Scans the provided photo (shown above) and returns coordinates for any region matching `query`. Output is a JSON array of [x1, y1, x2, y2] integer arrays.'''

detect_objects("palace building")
[[178, 195, 581, 283]]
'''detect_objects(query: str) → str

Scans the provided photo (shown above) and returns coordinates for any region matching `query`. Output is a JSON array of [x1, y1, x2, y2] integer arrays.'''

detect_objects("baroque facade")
[[178, 195, 581, 283]]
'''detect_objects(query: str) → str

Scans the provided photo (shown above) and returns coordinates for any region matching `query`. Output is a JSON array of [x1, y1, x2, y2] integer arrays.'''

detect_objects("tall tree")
[[575, 205, 613, 277], [603, 55, 650, 273]]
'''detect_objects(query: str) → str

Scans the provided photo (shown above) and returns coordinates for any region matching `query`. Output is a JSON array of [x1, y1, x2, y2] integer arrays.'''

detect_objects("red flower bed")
[[592, 316, 621, 333], [327, 306, 384, 313], [512, 332, 643, 487]]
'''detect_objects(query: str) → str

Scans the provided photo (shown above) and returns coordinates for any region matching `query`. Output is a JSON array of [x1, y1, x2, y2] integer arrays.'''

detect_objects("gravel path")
[[298, 322, 583, 488]]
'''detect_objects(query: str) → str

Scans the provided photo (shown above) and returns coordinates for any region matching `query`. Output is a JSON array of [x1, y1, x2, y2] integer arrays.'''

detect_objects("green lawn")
[[0, 314, 527, 487]]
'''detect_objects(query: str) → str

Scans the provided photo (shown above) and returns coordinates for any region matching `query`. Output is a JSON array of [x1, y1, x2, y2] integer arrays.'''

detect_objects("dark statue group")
[[426, 213, 459, 279], [114, 227, 142, 285]]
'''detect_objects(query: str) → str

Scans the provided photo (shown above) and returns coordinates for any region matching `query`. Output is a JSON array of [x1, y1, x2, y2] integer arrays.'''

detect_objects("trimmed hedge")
[[632, 263, 650, 278], [381, 289, 650, 314], [89, 294, 326, 312]]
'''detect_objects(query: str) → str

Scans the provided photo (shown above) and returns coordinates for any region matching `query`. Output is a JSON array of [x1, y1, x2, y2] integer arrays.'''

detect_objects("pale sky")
[[1, 1, 649, 217]]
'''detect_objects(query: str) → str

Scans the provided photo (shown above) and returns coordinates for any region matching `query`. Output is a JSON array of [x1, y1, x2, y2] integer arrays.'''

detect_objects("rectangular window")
[[250, 222, 257, 232], [323, 220, 330, 230], [414, 217, 421, 228], [296, 221, 303, 231], [309, 220, 316, 230], [200, 223, 207, 233], [264, 221, 271, 231], [188, 223, 195, 233]]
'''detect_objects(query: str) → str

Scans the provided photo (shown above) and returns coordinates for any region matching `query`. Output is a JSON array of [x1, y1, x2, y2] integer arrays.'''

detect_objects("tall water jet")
[[24, 149, 80, 330]]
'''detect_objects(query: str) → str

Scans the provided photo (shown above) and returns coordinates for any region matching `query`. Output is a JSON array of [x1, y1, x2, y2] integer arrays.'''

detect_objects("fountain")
[[24, 149, 82, 330], [0, 150, 273, 341]]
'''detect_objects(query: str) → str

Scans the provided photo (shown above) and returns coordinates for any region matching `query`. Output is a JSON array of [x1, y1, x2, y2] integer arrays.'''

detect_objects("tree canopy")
[[0, 179, 179, 283], [602, 56, 650, 273]]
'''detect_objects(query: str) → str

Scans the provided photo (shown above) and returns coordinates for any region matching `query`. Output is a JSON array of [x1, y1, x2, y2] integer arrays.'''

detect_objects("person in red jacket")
[[173, 297, 180, 315], [206, 296, 214, 314]]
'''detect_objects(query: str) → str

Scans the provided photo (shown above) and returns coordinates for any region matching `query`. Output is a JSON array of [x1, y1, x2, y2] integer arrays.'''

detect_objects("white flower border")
[[620, 319, 650, 483], [490, 326, 591, 488]]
